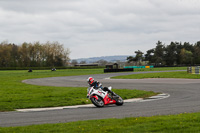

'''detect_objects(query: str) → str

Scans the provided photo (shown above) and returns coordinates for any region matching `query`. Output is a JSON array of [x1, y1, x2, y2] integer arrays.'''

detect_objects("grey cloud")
[[0, 0, 200, 59]]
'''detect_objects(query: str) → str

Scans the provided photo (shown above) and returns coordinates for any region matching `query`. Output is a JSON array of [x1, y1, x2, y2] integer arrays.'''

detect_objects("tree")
[[154, 41, 165, 66], [95, 59, 108, 66], [80, 61, 86, 64], [134, 50, 144, 65], [127, 56, 135, 63], [127, 50, 144, 65], [145, 48, 154, 64], [71, 60, 78, 66], [0, 41, 70, 67], [41, 41, 70, 67], [193, 41, 200, 64], [18, 42, 31, 67], [10, 44, 19, 67], [179, 48, 193, 65], [0, 42, 12, 67], [165, 42, 178, 65], [175, 42, 183, 65]]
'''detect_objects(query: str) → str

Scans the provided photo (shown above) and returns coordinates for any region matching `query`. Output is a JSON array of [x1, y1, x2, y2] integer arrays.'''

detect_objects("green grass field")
[[0, 69, 158, 111], [1, 67, 200, 132], [1, 112, 200, 132], [0, 69, 101, 111], [112, 71, 200, 79], [133, 67, 187, 72]]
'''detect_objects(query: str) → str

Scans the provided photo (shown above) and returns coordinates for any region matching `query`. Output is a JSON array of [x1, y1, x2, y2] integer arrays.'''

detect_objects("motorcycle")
[[87, 86, 124, 107]]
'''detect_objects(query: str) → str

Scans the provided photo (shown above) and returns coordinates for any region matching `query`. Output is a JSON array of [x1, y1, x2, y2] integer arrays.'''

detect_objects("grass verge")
[[133, 67, 186, 72], [0, 69, 157, 111], [112, 71, 200, 79], [0, 112, 200, 132]]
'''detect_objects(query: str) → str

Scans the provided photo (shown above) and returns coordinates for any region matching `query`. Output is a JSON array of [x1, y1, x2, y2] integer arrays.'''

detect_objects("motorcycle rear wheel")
[[91, 96, 104, 107]]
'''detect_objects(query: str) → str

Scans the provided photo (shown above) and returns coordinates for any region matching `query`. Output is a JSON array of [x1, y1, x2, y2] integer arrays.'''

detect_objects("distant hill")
[[73, 55, 132, 63]]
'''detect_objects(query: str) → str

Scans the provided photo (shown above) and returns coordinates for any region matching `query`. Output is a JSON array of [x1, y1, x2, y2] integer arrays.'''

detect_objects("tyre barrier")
[[104, 68, 134, 73], [187, 66, 200, 74]]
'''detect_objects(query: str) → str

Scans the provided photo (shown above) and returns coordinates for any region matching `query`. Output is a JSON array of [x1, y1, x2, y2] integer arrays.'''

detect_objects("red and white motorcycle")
[[87, 86, 124, 107]]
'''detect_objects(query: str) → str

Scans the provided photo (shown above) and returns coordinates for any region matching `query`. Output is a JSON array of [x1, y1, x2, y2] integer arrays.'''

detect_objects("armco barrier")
[[124, 66, 154, 69], [187, 66, 200, 74]]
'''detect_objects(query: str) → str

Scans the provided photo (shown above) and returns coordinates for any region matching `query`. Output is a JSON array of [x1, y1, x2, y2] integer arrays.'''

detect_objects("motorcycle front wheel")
[[115, 96, 124, 106], [91, 96, 104, 107]]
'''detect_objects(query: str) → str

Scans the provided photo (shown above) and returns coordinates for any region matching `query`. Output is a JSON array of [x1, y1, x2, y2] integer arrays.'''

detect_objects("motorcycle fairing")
[[103, 94, 116, 105]]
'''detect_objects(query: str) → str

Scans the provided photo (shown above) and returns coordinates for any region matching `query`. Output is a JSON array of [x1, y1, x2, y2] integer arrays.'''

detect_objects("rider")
[[87, 77, 115, 95]]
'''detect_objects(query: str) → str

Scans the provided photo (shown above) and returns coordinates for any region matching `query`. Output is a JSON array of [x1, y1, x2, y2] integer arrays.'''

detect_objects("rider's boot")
[[108, 94, 112, 99]]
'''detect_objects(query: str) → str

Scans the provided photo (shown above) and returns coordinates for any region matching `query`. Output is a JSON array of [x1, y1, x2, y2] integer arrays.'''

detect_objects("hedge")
[[0, 66, 105, 70]]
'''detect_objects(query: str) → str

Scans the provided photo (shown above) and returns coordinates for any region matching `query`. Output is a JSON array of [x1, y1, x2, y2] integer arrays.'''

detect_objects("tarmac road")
[[1, 70, 200, 127]]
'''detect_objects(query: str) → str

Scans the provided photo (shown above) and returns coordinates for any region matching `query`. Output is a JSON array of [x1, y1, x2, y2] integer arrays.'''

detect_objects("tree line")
[[0, 41, 70, 67], [127, 41, 200, 66]]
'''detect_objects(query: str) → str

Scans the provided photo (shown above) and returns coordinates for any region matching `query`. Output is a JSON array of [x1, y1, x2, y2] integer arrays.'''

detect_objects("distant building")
[[105, 63, 119, 69]]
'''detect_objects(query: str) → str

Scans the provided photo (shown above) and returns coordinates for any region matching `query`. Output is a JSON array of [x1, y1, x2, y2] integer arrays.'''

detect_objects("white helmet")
[[87, 77, 94, 85]]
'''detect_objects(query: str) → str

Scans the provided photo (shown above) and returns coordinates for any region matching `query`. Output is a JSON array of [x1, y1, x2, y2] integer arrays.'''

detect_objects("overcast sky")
[[0, 0, 200, 59]]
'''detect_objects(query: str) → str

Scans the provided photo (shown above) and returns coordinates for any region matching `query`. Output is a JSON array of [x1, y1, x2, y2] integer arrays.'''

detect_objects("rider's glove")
[[99, 83, 102, 87]]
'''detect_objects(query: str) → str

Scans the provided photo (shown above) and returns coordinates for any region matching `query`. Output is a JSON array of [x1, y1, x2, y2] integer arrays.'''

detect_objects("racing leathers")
[[89, 81, 114, 95]]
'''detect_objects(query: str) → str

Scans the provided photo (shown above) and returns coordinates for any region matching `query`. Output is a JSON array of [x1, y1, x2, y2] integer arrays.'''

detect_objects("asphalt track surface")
[[1, 70, 200, 127]]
